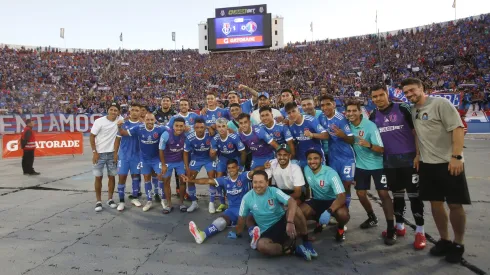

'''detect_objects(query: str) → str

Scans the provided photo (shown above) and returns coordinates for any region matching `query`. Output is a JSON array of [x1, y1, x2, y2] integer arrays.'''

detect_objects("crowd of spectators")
[[1, 13, 489, 115]]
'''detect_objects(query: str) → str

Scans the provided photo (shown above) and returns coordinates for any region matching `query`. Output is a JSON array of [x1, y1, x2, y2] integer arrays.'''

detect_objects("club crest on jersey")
[[274, 131, 281, 137], [217, 112, 222, 117], [206, 139, 211, 145], [228, 143, 234, 149], [189, 118, 194, 123], [388, 114, 397, 122], [153, 132, 159, 139], [237, 180, 242, 187], [319, 180, 325, 187], [268, 199, 274, 206], [358, 130, 364, 137]]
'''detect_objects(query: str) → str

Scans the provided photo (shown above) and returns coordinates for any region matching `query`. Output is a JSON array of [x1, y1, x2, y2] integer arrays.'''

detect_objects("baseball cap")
[[276, 144, 291, 154], [258, 92, 270, 99], [109, 102, 121, 111]]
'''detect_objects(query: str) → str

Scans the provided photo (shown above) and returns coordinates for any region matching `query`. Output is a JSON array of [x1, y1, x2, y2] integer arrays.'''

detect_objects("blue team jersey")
[[168, 112, 200, 130], [211, 133, 246, 159], [184, 132, 213, 162], [117, 120, 141, 160], [289, 115, 326, 160], [318, 111, 355, 161], [203, 107, 229, 127], [240, 99, 254, 114], [280, 105, 304, 118], [215, 172, 251, 209], [239, 126, 275, 158], [129, 125, 167, 161], [259, 122, 293, 145]]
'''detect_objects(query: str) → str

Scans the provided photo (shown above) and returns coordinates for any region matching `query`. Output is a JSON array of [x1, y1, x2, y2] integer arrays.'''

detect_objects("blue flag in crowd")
[[387, 86, 409, 103]]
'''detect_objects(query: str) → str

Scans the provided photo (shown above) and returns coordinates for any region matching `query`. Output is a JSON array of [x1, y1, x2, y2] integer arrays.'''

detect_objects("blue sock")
[[144, 181, 152, 200], [209, 186, 216, 202], [218, 186, 226, 204], [346, 194, 351, 208], [131, 177, 140, 197], [152, 177, 158, 195], [188, 185, 197, 201], [117, 184, 125, 202], [204, 224, 220, 238], [158, 180, 165, 199], [248, 226, 255, 238]]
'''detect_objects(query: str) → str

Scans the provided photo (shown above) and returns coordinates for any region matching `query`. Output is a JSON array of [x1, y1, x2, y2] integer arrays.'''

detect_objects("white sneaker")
[[117, 202, 125, 211], [131, 198, 142, 207], [107, 199, 117, 209], [189, 221, 206, 244], [161, 199, 168, 209], [187, 201, 199, 213], [143, 201, 153, 212], [95, 202, 103, 212], [208, 202, 216, 214]]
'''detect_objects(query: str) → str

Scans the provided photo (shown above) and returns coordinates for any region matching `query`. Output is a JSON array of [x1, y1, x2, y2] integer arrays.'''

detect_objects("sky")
[[1, 0, 489, 50]]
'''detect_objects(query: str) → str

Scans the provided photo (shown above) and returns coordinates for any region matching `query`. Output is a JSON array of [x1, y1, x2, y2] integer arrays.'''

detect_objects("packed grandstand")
[[0, 13, 489, 116]]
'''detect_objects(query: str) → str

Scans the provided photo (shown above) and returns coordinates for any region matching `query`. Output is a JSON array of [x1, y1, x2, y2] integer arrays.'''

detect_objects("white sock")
[[396, 223, 405, 230], [416, 226, 424, 234]]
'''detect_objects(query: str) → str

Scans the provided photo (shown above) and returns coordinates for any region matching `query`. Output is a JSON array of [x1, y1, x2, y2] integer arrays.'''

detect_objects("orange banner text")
[[2, 132, 83, 159], [216, 35, 263, 45]]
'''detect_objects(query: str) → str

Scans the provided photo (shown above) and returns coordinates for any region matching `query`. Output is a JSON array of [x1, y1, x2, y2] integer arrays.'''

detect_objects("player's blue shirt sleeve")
[[283, 125, 293, 141], [210, 136, 218, 151], [273, 187, 291, 205], [338, 117, 353, 136], [257, 127, 273, 144], [168, 116, 175, 128], [311, 117, 326, 133], [158, 131, 170, 150], [214, 176, 227, 188], [184, 136, 192, 152], [233, 135, 246, 151], [128, 125, 140, 136]]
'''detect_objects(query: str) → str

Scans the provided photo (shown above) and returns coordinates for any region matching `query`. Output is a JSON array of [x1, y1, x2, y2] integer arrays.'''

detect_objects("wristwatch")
[[452, 155, 463, 160], [327, 208, 333, 214], [92, 150, 97, 153]]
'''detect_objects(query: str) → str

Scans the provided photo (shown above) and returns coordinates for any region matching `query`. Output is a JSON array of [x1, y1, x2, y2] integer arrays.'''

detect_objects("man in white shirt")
[[264, 144, 305, 205], [250, 91, 283, 125], [90, 102, 122, 212]]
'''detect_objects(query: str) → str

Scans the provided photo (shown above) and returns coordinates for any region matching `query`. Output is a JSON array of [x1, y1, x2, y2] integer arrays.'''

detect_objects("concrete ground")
[[0, 136, 489, 275]]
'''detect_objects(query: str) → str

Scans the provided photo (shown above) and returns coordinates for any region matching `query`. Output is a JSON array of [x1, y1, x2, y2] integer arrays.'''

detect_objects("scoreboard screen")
[[207, 14, 272, 51]]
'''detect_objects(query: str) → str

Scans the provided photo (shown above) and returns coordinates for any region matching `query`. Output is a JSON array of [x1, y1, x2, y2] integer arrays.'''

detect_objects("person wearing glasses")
[[402, 77, 470, 264]]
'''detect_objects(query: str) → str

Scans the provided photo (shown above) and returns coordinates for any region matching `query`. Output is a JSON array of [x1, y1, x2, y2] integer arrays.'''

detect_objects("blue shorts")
[[329, 159, 355, 181], [117, 159, 141, 175], [93, 152, 117, 177], [141, 159, 161, 175], [354, 168, 387, 191], [164, 162, 186, 178], [223, 208, 240, 225], [250, 155, 274, 169], [189, 159, 217, 173], [217, 156, 242, 173]]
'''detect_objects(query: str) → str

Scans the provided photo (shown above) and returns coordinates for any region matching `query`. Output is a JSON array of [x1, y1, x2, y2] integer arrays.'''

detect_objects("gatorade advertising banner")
[[2, 132, 84, 159]]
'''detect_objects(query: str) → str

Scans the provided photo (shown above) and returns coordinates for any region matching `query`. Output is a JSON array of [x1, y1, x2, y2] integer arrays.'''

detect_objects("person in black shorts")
[[402, 77, 471, 263], [369, 84, 426, 250]]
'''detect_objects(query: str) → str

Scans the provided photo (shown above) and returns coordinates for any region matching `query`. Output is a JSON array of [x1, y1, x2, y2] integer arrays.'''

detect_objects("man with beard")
[[402, 77, 469, 263]]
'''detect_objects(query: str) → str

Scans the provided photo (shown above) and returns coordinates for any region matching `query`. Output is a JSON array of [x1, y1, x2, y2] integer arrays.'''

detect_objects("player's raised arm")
[[181, 175, 218, 186]]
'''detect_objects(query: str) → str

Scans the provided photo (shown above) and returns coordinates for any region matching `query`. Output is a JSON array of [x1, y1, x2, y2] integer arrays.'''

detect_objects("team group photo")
[[1, 1, 489, 274]]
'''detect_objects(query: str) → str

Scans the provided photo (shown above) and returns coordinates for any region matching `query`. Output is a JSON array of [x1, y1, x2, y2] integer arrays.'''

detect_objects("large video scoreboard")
[[207, 4, 272, 51]]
